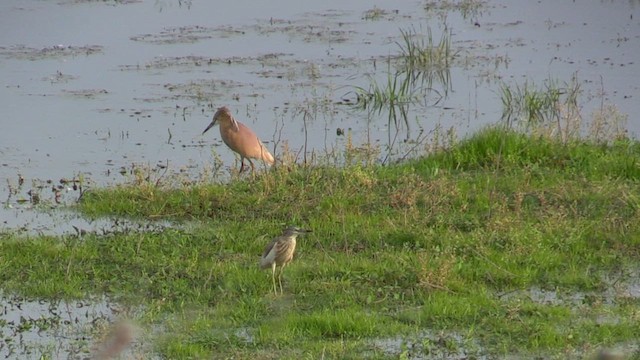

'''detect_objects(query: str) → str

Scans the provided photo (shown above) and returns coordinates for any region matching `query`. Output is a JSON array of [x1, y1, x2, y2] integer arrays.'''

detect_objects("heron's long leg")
[[239, 157, 246, 173], [278, 263, 287, 295], [271, 263, 277, 295]]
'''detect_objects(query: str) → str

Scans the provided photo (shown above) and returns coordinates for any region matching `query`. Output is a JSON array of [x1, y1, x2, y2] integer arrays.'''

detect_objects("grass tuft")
[[354, 24, 455, 156]]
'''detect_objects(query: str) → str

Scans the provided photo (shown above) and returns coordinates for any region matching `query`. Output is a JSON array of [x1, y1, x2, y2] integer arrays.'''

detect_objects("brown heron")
[[260, 226, 311, 295], [202, 106, 275, 172]]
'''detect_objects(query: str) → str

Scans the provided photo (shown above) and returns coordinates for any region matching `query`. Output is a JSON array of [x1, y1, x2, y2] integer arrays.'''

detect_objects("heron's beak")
[[202, 118, 217, 135]]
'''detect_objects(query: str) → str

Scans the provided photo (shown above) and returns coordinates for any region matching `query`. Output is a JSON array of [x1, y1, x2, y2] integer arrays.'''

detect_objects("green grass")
[[1, 127, 640, 358]]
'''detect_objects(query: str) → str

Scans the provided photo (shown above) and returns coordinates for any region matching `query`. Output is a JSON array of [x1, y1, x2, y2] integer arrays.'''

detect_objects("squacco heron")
[[260, 226, 311, 295], [202, 106, 275, 172]]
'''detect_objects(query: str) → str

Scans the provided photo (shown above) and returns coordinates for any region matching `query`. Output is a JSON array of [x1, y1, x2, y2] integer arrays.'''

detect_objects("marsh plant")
[[500, 74, 582, 142], [424, 0, 487, 22], [397, 24, 454, 96], [354, 24, 455, 160], [501, 74, 630, 145], [354, 61, 415, 141], [589, 103, 628, 143], [362, 6, 388, 21]]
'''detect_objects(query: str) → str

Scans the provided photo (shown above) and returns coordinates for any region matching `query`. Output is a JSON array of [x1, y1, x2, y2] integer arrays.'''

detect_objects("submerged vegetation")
[[2, 112, 640, 358], [500, 74, 629, 146], [397, 24, 454, 94], [424, 0, 487, 22], [354, 64, 415, 147], [354, 24, 455, 153], [500, 74, 582, 137]]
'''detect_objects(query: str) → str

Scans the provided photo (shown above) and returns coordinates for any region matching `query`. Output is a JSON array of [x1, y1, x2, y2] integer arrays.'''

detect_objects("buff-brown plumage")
[[260, 226, 311, 295], [202, 106, 275, 172]]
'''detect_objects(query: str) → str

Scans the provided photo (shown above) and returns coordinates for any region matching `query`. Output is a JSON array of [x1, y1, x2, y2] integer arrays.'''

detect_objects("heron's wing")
[[262, 238, 278, 258]]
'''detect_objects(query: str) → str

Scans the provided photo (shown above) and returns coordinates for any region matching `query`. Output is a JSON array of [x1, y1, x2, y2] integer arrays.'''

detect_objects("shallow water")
[[0, 0, 638, 232], [0, 292, 136, 359], [371, 330, 487, 359]]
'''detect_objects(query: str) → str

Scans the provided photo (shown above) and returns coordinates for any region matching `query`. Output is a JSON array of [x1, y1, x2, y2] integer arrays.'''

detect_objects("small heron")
[[202, 106, 275, 172], [260, 226, 311, 295]]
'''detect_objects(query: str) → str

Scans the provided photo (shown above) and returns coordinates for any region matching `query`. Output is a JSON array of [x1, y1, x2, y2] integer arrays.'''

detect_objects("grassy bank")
[[1, 127, 639, 358]]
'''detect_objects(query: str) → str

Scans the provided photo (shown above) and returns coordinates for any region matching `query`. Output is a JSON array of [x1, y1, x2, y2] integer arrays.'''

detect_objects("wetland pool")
[[1, 0, 638, 235]]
